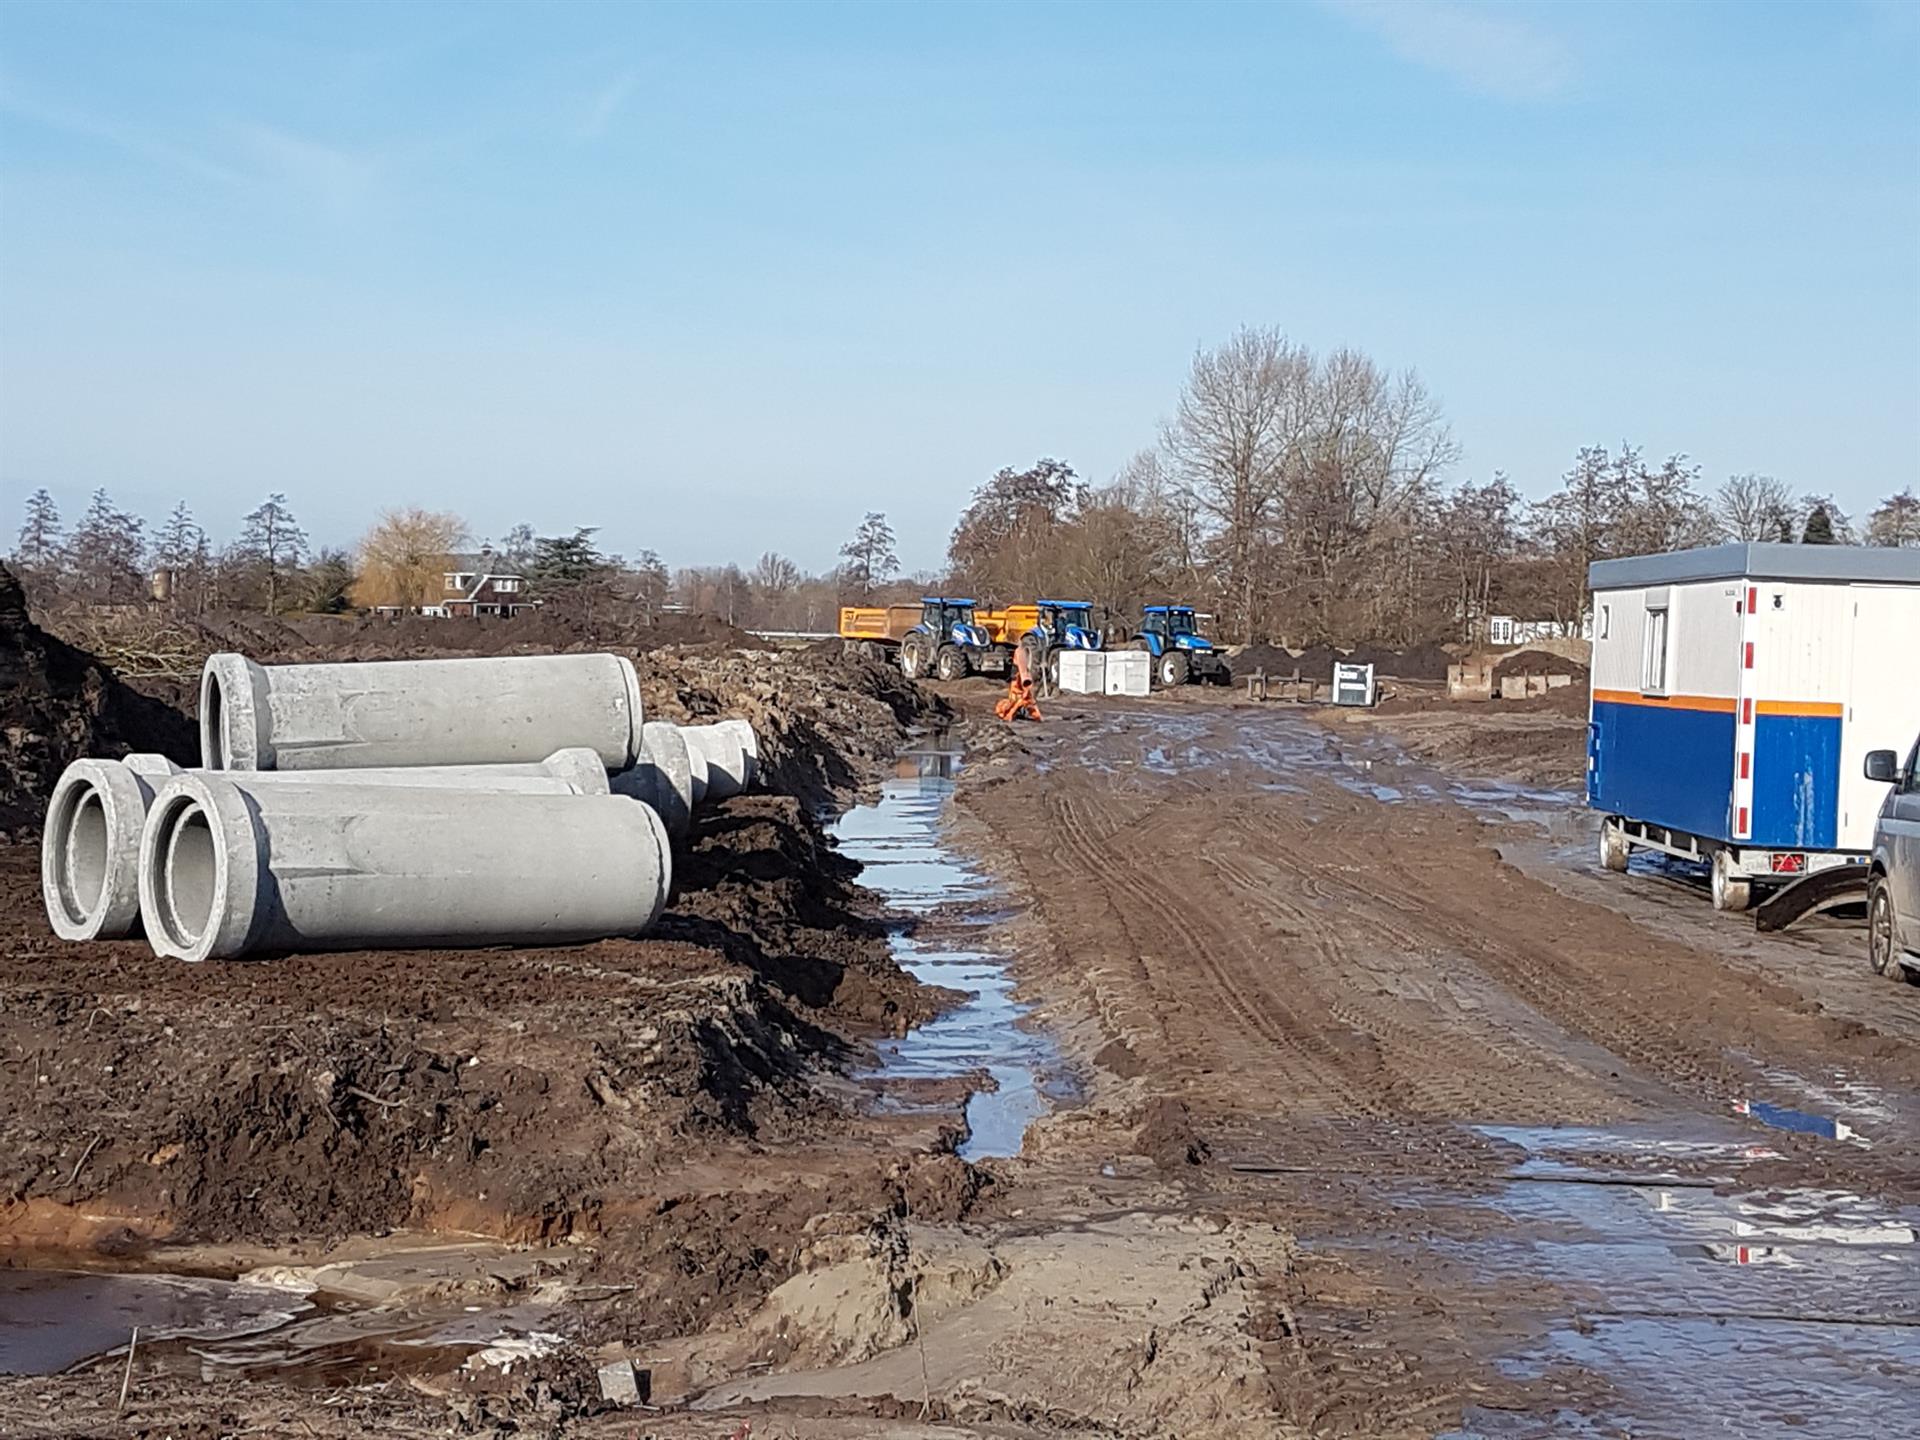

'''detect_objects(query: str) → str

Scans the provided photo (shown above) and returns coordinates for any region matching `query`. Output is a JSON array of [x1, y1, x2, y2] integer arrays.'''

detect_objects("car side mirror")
[[1864, 750, 1900, 784]]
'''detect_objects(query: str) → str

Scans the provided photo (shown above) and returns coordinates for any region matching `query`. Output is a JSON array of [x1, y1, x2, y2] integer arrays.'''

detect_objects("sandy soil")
[[6, 674, 1917, 1438]]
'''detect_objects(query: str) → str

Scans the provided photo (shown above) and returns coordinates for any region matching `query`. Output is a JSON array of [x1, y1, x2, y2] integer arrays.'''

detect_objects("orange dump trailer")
[[837, 605, 922, 645]]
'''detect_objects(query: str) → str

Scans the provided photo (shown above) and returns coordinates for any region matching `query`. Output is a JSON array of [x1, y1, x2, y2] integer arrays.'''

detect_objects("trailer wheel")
[[1157, 652, 1189, 688], [935, 645, 969, 682], [1868, 880, 1903, 978], [1710, 849, 1752, 912], [1598, 818, 1630, 874]]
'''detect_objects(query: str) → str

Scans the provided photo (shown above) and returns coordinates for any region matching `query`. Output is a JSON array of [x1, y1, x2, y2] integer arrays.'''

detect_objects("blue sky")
[[2, 0, 1916, 573]]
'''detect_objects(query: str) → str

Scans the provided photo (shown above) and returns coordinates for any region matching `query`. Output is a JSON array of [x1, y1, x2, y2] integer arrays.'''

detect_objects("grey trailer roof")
[[1590, 542, 1920, 590]]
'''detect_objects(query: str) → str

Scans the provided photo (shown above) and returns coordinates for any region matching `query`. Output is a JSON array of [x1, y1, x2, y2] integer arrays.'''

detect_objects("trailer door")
[[1840, 586, 1920, 850]]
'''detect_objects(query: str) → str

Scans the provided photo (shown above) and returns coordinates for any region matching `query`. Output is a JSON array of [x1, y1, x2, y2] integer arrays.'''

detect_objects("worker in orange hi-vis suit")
[[995, 642, 1043, 723]]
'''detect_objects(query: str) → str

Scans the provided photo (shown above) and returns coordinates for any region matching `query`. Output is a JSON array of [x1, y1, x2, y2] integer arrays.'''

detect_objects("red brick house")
[[421, 560, 541, 618]]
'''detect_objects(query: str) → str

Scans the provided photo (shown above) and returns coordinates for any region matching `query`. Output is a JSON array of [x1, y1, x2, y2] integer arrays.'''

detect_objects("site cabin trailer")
[[1587, 542, 1920, 924]]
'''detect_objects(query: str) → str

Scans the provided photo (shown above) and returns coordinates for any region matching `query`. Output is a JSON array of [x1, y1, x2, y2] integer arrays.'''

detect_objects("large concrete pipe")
[[42, 750, 607, 943], [679, 720, 759, 801], [200, 652, 644, 772], [610, 722, 695, 838], [137, 775, 671, 962]]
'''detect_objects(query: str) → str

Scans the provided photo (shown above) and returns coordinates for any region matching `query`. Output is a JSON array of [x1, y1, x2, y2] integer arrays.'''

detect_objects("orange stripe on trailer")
[[1754, 700, 1845, 718], [1592, 689, 1737, 713]]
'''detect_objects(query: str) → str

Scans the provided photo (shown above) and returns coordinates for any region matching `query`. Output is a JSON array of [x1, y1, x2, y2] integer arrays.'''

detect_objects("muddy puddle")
[[1403, 1120, 1920, 1438], [831, 743, 1070, 1160]]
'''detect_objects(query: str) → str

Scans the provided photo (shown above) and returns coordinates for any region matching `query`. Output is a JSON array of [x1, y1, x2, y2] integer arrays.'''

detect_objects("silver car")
[[1866, 737, 1920, 980]]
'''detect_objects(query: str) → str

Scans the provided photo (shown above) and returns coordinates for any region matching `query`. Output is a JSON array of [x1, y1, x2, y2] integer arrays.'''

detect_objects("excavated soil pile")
[[0, 611, 952, 1254], [1494, 647, 1591, 681], [1347, 640, 1454, 680], [1227, 641, 1302, 676], [0, 564, 197, 840]]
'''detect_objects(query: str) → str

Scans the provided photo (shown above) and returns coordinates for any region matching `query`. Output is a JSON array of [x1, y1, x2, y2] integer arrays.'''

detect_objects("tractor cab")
[[916, 597, 990, 649], [1138, 605, 1211, 651], [1034, 599, 1100, 651], [1134, 605, 1227, 686]]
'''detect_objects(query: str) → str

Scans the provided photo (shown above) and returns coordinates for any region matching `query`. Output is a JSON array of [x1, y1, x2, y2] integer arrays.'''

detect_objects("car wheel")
[[1598, 818, 1630, 874], [1868, 880, 1902, 978], [1710, 849, 1752, 912], [936, 645, 968, 682]]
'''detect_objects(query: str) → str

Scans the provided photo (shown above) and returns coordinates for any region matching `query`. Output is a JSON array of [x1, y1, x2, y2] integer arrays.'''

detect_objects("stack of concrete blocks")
[[1055, 651, 1106, 695], [1499, 672, 1574, 700], [41, 652, 761, 963], [1104, 650, 1151, 698]]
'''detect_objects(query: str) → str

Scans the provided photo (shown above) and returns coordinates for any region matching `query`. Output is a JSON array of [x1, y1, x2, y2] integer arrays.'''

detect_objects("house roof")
[[1590, 542, 1920, 590]]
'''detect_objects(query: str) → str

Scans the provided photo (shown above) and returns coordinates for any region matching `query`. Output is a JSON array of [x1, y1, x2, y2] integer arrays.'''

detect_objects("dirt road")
[[6, 672, 1917, 1438], [951, 696, 1920, 1438]]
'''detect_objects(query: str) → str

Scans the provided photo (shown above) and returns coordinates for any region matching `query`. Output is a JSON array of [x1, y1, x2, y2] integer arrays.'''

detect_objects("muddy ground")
[[5, 653, 1917, 1439]]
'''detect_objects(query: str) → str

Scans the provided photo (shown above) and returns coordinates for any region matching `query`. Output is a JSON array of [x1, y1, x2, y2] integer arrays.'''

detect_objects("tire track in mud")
[[967, 702, 1920, 1438]]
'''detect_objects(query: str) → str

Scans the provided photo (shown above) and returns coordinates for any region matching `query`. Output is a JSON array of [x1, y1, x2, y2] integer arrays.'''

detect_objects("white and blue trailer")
[[1587, 543, 1920, 923]]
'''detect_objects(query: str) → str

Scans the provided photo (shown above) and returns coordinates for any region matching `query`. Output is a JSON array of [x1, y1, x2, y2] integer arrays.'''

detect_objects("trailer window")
[[1641, 606, 1669, 694], [1597, 604, 1610, 640]]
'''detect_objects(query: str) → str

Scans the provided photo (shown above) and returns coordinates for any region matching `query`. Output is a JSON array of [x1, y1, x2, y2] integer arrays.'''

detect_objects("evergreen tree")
[[1801, 505, 1837, 545], [13, 489, 63, 579]]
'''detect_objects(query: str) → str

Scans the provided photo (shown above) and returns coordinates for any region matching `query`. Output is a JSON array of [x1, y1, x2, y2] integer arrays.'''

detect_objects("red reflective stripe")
[[1742, 698, 1753, 724], [1740, 753, 1750, 779], [1747, 586, 1757, 611], [1744, 641, 1754, 668], [1737, 806, 1750, 834]]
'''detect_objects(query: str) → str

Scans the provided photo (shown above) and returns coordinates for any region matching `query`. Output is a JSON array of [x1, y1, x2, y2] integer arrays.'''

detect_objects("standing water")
[[830, 744, 1067, 1160]]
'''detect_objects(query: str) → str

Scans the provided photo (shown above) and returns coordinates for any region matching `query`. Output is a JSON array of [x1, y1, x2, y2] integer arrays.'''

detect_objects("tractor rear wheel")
[[936, 645, 969, 682], [1157, 651, 1189, 688]]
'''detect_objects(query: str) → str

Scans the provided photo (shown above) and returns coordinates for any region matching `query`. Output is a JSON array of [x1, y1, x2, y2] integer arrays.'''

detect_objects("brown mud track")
[[6, 665, 1919, 1438], [955, 696, 1920, 1439]]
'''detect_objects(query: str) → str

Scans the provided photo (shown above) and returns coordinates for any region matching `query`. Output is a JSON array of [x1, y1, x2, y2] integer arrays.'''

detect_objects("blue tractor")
[[1129, 605, 1229, 687], [898, 597, 1011, 682], [1019, 599, 1102, 686]]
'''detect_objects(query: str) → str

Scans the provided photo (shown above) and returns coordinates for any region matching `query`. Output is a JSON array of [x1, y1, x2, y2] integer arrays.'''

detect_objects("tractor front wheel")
[[936, 645, 969, 682], [1157, 651, 1190, 688]]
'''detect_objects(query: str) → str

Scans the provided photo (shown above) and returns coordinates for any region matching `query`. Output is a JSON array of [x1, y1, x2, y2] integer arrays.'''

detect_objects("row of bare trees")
[[940, 326, 1919, 646]]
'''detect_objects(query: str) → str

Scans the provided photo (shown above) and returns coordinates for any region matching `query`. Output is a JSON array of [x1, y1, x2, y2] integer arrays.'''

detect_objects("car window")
[[1905, 739, 1920, 794]]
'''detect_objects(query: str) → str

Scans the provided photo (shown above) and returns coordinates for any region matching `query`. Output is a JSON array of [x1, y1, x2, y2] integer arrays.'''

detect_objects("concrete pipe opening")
[[200, 663, 228, 769], [137, 776, 259, 963], [42, 758, 151, 941], [163, 804, 221, 952]]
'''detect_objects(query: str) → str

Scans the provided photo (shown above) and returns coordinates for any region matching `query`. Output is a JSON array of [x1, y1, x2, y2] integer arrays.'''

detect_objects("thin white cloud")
[[0, 78, 244, 183], [577, 69, 639, 140], [234, 123, 378, 218], [1324, 0, 1573, 102]]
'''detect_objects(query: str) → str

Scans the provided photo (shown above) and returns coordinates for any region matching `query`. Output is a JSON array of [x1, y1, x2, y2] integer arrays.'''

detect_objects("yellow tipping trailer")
[[838, 605, 922, 644]]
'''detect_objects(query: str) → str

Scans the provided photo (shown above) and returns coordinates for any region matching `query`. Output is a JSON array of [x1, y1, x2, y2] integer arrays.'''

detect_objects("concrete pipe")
[[138, 775, 671, 962], [610, 722, 695, 838], [42, 750, 607, 943], [679, 720, 759, 801], [200, 652, 644, 772]]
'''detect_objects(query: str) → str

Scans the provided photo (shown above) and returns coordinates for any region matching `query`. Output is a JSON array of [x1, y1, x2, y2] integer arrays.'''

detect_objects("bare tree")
[[235, 494, 309, 613], [1713, 473, 1795, 542], [1867, 489, 1920, 548], [1613, 451, 1716, 555], [838, 512, 898, 600], [64, 488, 147, 604], [1434, 473, 1521, 641], [1162, 327, 1313, 639], [350, 506, 470, 610]]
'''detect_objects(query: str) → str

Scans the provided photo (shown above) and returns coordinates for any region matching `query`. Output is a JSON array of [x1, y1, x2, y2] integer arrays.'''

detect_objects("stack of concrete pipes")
[[40, 652, 760, 963]]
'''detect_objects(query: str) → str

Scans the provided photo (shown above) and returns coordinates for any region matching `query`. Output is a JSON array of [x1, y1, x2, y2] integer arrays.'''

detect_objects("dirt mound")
[[1494, 648, 1590, 681], [0, 565, 198, 839], [1227, 642, 1300, 677], [1344, 641, 1453, 680]]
